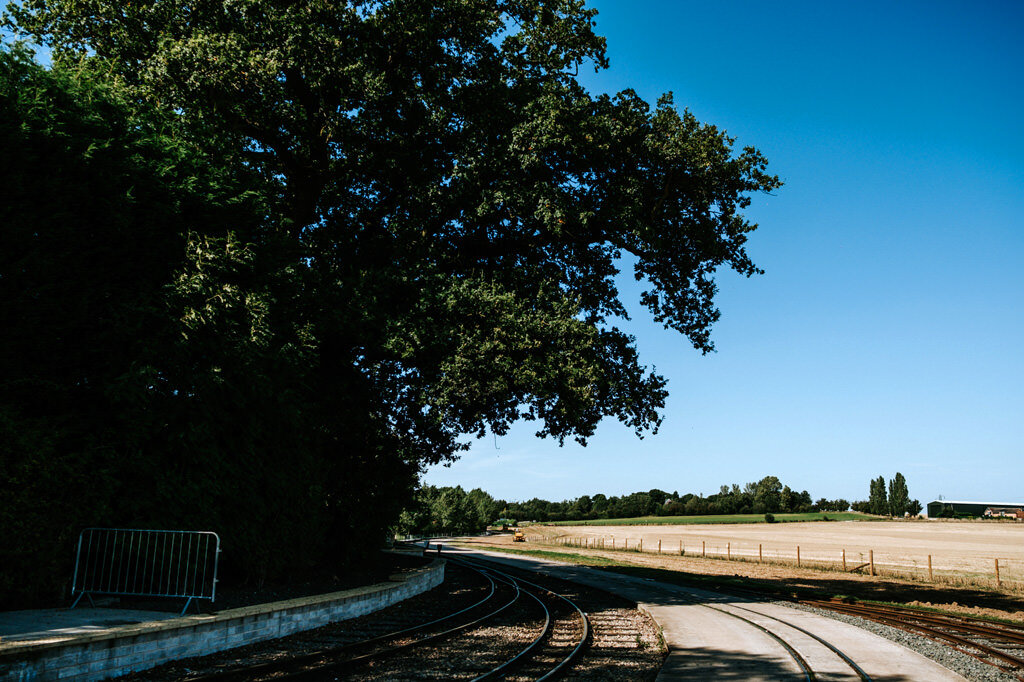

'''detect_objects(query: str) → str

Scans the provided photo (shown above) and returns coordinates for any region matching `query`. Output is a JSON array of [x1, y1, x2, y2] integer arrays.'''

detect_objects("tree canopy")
[[888, 472, 909, 517], [2, 0, 780, 605], [6, 0, 779, 455]]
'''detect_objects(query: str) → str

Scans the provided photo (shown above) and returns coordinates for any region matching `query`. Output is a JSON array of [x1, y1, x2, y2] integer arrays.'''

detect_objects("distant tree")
[[851, 500, 871, 513], [780, 485, 795, 512], [648, 489, 671, 505], [467, 488, 499, 528], [888, 473, 909, 517], [753, 476, 783, 514], [663, 499, 685, 515], [869, 476, 888, 516], [815, 498, 851, 512], [568, 495, 593, 520], [684, 496, 707, 515], [906, 499, 923, 517]]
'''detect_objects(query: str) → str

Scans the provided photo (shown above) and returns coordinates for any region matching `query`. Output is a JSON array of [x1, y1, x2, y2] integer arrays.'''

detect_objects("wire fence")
[[543, 533, 1024, 592]]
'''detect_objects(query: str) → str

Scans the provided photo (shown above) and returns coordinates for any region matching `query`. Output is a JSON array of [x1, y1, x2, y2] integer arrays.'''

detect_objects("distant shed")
[[927, 500, 1024, 519]]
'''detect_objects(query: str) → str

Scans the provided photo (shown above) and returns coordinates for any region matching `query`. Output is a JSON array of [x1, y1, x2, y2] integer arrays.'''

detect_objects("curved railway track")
[[457, 551, 873, 681], [634, 584, 872, 681], [173, 554, 591, 681], [451, 556, 591, 682], [710, 602, 872, 681], [801, 598, 1024, 680]]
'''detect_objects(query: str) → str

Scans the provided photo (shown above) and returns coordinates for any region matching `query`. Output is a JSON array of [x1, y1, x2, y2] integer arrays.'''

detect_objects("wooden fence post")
[[759, 543, 763, 563], [624, 539, 628, 550], [928, 555, 933, 582], [612, 538, 615, 550], [658, 539, 662, 553], [680, 540, 683, 556], [869, 550, 875, 577], [639, 538, 643, 553], [702, 540, 706, 557], [842, 549, 846, 571], [996, 558, 1002, 588], [727, 542, 731, 560], [797, 545, 801, 567]]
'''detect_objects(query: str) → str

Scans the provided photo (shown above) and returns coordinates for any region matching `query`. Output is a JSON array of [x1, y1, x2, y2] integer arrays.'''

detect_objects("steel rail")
[[461, 552, 831, 682], [804, 599, 1024, 644], [699, 605, 815, 682], [470, 572, 551, 682], [186, 560, 515, 682], [807, 601, 1024, 680], [302, 570, 522, 680], [723, 603, 871, 681], [449, 554, 591, 682]]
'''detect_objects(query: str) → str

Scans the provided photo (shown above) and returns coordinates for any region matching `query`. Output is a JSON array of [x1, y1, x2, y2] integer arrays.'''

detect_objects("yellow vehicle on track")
[[513, 528, 525, 542]]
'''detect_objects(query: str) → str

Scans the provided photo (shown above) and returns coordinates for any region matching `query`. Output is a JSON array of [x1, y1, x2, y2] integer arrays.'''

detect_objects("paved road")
[[444, 546, 967, 681]]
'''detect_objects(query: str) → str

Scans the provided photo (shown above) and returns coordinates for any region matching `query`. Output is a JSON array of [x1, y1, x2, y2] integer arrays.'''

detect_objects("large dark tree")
[[3, 0, 780, 603], [0, 46, 272, 606]]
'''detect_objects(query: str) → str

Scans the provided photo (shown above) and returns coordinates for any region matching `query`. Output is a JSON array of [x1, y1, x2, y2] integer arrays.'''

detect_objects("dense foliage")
[[851, 472, 919, 517], [402, 479, 923, 534], [0, 46, 292, 606], [2, 0, 780, 607], [888, 472, 909, 517], [397, 486, 501, 536], [402, 477, 849, 532]]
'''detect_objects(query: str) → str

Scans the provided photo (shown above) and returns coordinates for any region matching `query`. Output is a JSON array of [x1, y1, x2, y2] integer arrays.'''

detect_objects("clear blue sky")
[[425, 0, 1024, 505]]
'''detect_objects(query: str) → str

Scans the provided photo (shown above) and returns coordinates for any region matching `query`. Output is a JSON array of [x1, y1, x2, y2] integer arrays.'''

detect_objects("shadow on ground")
[[590, 561, 1024, 615]]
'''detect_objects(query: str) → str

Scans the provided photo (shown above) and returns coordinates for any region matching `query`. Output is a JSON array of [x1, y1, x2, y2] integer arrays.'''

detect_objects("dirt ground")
[[458, 524, 1024, 624], [532, 520, 1024, 581]]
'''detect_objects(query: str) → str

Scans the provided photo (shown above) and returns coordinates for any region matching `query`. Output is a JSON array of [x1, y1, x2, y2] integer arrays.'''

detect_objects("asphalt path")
[[444, 545, 967, 681]]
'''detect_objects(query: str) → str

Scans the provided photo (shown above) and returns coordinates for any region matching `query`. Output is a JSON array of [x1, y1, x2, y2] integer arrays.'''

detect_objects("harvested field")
[[457, 529, 1024, 626], [521, 520, 1024, 591]]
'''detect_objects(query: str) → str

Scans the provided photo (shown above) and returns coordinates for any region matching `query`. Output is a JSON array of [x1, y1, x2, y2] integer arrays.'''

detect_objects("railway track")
[[801, 598, 1024, 680], [122, 550, 667, 681], [177, 555, 588, 680], [456, 550, 876, 681]]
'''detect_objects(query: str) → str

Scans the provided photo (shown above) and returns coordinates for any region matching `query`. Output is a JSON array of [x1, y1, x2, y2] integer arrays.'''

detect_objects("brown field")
[[526, 520, 1024, 588], [457, 520, 1024, 623]]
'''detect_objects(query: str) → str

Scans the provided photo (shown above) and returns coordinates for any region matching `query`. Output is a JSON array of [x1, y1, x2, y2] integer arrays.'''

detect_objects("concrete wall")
[[0, 559, 444, 682]]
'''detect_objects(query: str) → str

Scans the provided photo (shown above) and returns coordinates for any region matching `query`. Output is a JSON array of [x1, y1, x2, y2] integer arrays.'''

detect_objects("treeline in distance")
[[396, 474, 922, 536]]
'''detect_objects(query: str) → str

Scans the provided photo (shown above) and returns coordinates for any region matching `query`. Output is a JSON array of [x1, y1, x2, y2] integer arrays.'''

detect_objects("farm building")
[[927, 500, 1024, 519]]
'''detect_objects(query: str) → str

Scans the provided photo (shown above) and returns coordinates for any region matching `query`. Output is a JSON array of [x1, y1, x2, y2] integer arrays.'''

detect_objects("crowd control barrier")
[[71, 528, 220, 615]]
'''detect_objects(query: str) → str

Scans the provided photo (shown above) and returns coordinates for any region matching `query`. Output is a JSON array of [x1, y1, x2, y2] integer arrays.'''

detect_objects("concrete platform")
[[446, 546, 967, 682], [0, 560, 444, 681], [0, 608, 179, 645]]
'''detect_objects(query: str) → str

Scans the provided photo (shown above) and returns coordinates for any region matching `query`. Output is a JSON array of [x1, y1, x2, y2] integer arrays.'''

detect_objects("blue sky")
[[425, 0, 1024, 505]]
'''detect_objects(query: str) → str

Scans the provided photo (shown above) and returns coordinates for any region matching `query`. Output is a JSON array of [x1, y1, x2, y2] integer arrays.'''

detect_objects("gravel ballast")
[[783, 601, 1018, 682]]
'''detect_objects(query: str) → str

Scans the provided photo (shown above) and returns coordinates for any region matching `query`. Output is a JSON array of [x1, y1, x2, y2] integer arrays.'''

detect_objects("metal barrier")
[[71, 528, 221, 616]]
